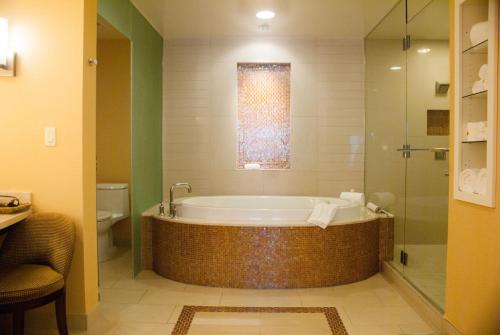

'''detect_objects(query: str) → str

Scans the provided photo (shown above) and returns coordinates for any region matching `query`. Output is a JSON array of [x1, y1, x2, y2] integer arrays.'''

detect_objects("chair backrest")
[[0, 213, 75, 278]]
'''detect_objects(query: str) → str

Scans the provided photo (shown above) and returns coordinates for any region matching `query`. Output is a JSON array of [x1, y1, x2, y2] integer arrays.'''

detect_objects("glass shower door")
[[365, 0, 407, 274], [365, 0, 450, 311], [404, 0, 450, 310]]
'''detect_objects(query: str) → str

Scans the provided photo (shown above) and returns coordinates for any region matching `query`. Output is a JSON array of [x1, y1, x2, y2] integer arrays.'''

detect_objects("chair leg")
[[55, 289, 68, 335], [12, 311, 24, 335]]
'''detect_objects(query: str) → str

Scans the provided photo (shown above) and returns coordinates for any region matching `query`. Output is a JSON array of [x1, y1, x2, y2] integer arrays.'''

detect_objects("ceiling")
[[367, 0, 449, 40], [130, 0, 400, 40], [97, 16, 128, 40]]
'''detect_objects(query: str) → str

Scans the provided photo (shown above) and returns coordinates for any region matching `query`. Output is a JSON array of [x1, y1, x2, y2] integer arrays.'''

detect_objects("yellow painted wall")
[[0, 0, 98, 320], [96, 38, 131, 245], [446, 1, 500, 334]]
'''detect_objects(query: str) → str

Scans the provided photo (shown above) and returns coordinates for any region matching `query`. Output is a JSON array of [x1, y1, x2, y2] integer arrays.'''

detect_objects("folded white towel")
[[476, 168, 488, 195], [470, 21, 488, 46], [479, 64, 488, 80], [307, 202, 338, 229], [471, 80, 486, 94], [465, 121, 487, 141], [459, 169, 480, 193]]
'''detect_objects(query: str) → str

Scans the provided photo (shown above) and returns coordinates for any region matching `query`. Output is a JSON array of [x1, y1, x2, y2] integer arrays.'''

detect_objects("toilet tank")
[[97, 183, 130, 217]]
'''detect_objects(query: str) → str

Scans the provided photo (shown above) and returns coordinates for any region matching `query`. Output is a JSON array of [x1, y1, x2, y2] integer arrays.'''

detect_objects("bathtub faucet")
[[169, 182, 192, 218]]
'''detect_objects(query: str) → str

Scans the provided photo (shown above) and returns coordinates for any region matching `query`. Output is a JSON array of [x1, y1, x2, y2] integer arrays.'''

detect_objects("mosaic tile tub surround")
[[142, 215, 394, 289]]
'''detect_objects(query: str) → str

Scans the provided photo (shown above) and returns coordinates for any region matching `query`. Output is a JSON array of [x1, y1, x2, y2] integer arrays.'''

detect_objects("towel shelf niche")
[[454, 0, 498, 207]]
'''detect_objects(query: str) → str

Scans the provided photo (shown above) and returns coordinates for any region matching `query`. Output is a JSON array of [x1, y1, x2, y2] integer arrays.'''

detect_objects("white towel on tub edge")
[[307, 202, 339, 229]]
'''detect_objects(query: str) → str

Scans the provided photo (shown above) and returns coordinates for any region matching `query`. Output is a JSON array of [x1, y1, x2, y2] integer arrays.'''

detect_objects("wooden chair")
[[0, 213, 75, 335]]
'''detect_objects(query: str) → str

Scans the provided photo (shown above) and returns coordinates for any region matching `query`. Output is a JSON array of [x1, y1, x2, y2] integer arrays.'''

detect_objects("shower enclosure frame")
[[364, 0, 450, 312]]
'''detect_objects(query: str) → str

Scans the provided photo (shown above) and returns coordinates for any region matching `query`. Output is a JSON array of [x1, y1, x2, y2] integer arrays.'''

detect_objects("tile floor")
[[185, 310, 338, 334], [26, 250, 436, 335]]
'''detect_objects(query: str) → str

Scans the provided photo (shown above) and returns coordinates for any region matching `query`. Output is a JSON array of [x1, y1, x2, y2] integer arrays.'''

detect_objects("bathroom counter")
[[0, 210, 31, 231]]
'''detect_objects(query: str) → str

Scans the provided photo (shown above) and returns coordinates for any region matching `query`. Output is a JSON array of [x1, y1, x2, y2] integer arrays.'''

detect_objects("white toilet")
[[96, 183, 130, 262]]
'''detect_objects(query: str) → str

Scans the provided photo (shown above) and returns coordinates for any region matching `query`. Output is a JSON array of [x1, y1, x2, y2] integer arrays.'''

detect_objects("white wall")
[[163, 37, 365, 197]]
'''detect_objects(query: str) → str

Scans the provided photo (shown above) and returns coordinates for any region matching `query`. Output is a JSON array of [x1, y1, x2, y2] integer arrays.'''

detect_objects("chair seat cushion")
[[0, 264, 64, 304]]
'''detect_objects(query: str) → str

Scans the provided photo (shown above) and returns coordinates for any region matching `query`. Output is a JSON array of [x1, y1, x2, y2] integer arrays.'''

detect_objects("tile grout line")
[[165, 304, 178, 324], [136, 288, 149, 304]]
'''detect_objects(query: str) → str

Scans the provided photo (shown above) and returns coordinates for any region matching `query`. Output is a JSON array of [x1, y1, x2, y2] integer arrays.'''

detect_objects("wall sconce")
[[0, 17, 15, 77]]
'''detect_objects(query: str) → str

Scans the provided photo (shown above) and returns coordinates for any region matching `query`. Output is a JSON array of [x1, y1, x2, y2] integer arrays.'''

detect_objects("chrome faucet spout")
[[169, 182, 192, 218]]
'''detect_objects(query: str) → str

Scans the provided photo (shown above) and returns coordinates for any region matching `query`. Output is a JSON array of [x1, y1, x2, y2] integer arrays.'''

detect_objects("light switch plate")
[[44, 127, 56, 147]]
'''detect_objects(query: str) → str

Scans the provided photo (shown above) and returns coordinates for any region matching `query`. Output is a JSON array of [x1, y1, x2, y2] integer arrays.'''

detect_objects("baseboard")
[[24, 303, 87, 331], [381, 262, 462, 335], [443, 318, 463, 335]]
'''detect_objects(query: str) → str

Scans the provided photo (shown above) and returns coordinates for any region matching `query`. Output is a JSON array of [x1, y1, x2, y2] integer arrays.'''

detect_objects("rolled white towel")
[[479, 64, 488, 81], [340, 191, 365, 206], [471, 80, 485, 94], [475, 169, 488, 195], [459, 168, 480, 193], [470, 21, 489, 46], [307, 202, 338, 229]]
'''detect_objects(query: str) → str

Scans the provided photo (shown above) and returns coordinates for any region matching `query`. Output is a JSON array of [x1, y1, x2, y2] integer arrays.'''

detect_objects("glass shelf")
[[462, 140, 487, 143], [462, 90, 487, 99], [454, 0, 496, 208], [462, 39, 488, 54]]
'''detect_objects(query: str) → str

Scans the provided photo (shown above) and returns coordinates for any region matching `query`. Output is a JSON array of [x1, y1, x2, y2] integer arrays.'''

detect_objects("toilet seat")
[[96, 211, 115, 262], [97, 210, 112, 222], [96, 183, 129, 263]]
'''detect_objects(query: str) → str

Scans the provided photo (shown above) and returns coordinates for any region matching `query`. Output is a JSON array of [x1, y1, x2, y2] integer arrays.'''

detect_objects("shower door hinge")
[[400, 250, 408, 266], [403, 35, 411, 50]]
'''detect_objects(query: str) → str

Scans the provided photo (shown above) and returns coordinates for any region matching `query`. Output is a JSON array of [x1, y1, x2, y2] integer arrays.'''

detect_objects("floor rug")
[[172, 306, 348, 334]]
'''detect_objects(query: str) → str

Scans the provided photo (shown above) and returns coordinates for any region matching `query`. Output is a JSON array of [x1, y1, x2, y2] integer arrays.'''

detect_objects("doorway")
[[96, 16, 133, 288]]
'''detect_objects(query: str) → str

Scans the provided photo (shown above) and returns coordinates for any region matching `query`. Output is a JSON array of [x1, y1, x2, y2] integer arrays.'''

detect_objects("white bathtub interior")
[[163, 196, 368, 225]]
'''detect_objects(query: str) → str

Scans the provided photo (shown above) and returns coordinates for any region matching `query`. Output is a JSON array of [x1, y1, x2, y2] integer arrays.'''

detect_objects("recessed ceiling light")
[[390, 66, 402, 71], [417, 48, 431, 54], [256, 10, 275, 20]]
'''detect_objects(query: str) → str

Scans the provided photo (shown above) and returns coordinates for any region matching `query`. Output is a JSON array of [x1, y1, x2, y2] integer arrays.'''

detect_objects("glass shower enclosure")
[[365, 0, 450, 311]]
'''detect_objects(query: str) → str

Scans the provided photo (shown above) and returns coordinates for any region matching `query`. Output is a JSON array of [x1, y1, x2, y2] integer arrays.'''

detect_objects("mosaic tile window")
[[237, 63, 291, 169]]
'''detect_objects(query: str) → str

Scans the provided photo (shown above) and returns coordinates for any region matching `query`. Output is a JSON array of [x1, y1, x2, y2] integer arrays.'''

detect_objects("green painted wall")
[[98, 0, 163, 274]]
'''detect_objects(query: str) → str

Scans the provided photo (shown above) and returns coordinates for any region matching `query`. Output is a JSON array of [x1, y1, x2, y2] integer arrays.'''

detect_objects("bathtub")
[[148, 196, 394, 289], [174, 195, 362, 225]]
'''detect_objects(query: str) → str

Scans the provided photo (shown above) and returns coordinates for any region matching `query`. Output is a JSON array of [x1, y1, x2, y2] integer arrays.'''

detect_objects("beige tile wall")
[[163, 38, 365, 197]]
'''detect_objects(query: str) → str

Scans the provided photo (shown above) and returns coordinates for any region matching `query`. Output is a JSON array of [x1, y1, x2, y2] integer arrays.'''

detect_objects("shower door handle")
[[396, 144, 411, 158], [397, 145, 449, 158]]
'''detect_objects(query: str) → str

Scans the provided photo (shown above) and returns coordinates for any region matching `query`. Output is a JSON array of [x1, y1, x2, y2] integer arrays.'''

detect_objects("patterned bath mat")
[[171, 306, 348, 334]]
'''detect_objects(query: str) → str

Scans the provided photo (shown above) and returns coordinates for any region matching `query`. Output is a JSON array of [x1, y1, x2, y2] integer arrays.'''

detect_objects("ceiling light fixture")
[[417, 48, 431, 54], [256, 10, 275, 20], [390, 66, 402, 71]]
